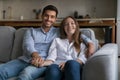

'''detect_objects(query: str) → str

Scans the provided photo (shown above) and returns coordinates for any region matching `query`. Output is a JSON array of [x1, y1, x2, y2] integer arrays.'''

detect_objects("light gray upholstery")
[[0, 26, 118, 80], [80, 28, 99, 51], [82, 44, 118, 80], [11, 28, 98, 60], [11, 28, 28, 60], [0, 26, 15, 62]]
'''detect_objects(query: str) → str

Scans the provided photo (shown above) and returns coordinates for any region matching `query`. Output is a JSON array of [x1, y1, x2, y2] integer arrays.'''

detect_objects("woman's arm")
[[41, 38, 58, 67], [40, 60, 53, 67]]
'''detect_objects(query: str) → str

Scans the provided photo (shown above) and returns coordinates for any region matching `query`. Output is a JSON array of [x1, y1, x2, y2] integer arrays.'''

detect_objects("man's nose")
[[47, 16, 51, 20]]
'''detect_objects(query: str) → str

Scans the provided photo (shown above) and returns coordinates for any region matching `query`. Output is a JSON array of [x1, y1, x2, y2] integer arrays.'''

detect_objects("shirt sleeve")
[[81, 34, 93, 45], [22, 28, 37, 57], [77, 43, 87, 64], [46, 38, 57, 62]]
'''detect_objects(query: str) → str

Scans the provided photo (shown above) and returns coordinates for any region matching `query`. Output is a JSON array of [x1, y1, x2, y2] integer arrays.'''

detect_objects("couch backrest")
[[11, 28, 98, 60], [0, 26, 98, 61], [80, 28, 99, 51], [11, 28, 28, 60], [0, 26, 16, 62]]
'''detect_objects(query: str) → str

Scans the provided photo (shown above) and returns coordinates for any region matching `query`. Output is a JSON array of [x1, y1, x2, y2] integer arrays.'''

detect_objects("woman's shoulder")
[[54, 37, 61, 41], [53, 38, 66, 43]]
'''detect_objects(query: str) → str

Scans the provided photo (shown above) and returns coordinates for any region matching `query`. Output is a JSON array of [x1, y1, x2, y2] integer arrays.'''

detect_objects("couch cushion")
[[11, 28, 28, 60], [0, 26, 16, 62]]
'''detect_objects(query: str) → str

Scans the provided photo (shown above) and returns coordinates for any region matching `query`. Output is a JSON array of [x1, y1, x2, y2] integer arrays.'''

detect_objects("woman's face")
[[64, 17, 76, 36]]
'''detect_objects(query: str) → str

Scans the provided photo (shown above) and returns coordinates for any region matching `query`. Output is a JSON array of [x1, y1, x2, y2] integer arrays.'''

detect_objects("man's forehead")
[[44, 10, 56, 16]]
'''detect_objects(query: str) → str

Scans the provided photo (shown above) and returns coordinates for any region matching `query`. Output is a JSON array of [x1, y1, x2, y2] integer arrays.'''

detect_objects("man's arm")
[[23, 28, 44, 67], [86, 42, 95, 58], [81, 34, 95, 58], [23, 28, 38, 57]]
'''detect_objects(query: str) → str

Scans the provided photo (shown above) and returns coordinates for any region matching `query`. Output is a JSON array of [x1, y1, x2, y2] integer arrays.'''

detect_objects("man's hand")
[[86, 43, 95, 58], [31, 52, 44, 67], [31, 52, 39, 58]]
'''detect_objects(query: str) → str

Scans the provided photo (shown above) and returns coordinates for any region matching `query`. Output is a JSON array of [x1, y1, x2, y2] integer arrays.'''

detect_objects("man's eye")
[[51, 16, 56, 19], [44, 14, 48, 17]]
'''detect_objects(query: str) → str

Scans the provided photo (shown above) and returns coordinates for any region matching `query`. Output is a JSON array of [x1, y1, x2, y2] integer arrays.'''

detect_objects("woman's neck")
[[67, 35, 73, 43]]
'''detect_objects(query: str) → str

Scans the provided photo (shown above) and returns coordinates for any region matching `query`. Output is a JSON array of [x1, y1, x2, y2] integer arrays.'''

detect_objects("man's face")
[[42, 10, 57, 28]]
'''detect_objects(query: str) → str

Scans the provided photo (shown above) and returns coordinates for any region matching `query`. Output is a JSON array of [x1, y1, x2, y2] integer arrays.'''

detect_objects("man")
[[0, 5, 94, 80]]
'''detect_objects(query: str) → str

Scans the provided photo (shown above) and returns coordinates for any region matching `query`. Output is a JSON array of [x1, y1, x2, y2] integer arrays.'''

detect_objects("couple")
[[0, 5, 94, 80]]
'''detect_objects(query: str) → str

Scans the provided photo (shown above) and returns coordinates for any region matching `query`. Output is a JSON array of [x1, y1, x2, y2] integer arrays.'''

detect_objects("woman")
[[42, 16, 92, 80]]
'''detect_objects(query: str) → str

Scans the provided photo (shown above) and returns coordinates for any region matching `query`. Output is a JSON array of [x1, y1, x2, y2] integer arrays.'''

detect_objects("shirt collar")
[[41, 26, 54, 34], [65, 39, 74, 45]]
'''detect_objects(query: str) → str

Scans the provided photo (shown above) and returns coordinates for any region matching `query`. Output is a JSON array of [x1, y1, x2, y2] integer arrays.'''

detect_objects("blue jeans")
[[45, 60, 82, 80], [45, 64, 63, 80], [0, 59, 47, 80]]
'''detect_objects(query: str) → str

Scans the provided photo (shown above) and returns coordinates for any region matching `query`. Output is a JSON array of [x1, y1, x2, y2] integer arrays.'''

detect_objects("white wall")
[[0, 1, 3, 19], [117, 0, 120, 56], [0, 0, 116, 19]]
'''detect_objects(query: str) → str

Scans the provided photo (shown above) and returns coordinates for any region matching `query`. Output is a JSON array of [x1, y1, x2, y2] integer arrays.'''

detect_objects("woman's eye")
[[64, 23, 68, 26], [71, 23, 75, 25]]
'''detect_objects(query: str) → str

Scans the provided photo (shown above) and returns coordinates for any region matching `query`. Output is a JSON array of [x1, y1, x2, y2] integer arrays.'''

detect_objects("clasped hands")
[[31, 56, 44, 67], [31, 52, 45, 67]]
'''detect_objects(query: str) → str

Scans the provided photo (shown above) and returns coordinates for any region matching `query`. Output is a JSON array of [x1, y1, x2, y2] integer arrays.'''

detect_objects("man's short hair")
[[42, 5, 58, 17]]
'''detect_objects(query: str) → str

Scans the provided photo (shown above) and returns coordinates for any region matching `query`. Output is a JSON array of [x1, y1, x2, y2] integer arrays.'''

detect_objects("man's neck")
[[42, 26, 52, 32], [44, 28, 51, 32]]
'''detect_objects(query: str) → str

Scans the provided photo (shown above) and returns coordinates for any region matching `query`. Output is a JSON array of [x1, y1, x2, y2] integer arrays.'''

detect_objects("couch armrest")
[[82, 43, 118, 80]]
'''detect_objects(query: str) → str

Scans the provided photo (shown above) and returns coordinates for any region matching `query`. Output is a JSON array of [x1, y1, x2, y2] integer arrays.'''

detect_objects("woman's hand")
[[59, 62, 66, 71], [39, 60, 53, 67], [76, 59, 83, 64]]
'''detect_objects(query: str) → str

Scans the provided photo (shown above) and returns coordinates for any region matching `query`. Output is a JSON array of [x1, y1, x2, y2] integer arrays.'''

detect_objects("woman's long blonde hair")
[[60, 16, 82, 53]]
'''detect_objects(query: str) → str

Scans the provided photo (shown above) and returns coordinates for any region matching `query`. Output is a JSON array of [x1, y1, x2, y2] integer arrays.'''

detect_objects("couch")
[[0, 26, 118, 80]]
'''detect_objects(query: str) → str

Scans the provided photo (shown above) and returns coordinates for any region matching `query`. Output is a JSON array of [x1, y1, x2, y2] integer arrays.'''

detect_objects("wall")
[[0, 1, 3, 19], [117, 0, 120, 56], [0, 0, 116, 19]]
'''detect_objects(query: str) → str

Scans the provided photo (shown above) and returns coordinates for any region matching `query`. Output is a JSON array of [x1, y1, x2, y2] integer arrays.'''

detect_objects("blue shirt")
[[19, 27, 60, 62]]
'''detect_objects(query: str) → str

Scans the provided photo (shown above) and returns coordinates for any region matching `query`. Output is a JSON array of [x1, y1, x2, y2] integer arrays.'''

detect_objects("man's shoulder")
[[52, 27, 59, 31], [26, 27, 41, 31], [51, 27, 60, 34]]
